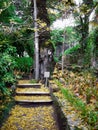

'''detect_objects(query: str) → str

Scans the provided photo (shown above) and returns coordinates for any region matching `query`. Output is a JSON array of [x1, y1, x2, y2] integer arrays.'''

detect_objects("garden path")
[[1, 80, 59, 130]]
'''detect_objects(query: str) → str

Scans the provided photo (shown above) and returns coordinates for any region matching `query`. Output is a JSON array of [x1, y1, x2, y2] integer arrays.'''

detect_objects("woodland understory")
[[0, 0, 98, 129]]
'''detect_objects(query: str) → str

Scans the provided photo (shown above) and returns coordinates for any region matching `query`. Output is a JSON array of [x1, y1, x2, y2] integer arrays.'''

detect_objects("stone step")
[[15, 99, 53, 104], [14, 95, 52, 101], [15, 82, 53, 104], [17, 83, 41, 88], [16, 91, 50, 95]]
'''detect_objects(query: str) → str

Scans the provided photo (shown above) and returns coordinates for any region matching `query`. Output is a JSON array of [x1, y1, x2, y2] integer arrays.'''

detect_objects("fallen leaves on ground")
[[53, 68, 98, 107], [51, 67, 98, 129], [1, 105, 58, 130], [53, 91, 88, 129]]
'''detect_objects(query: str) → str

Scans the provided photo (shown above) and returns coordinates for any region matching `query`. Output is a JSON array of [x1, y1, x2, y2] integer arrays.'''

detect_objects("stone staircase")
[[14, 83, 53, 104]]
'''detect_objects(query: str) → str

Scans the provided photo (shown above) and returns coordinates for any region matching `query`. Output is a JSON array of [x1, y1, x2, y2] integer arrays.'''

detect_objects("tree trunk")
[[33, 0, 39, 80], [62, 33, 65, 74], [91, 44, 96, 68]]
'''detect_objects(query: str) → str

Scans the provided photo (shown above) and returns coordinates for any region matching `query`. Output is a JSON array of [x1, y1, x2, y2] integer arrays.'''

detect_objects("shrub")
[[0, 45, 17, 96], [15, 57, 34, 73]]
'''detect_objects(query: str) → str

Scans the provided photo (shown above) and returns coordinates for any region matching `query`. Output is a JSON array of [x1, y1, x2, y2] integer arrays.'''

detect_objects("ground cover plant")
[[52, 68, 98, 129]]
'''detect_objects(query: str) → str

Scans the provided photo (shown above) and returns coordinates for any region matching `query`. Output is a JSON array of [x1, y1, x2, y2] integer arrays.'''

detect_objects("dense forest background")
[[0, 0, 98, 129], [0, 0, 98, 99]]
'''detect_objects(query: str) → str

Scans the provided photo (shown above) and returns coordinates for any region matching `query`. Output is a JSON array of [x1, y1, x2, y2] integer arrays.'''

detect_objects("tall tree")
[[73, 0, 98, 51], [33, 0, 39, 80]]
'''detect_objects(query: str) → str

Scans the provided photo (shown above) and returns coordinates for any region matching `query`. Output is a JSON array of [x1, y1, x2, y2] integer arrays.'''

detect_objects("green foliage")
[[30, 79, 37, 84], [61, 88, 88, 115], [21, 29, 34, 57], [0, 31, 12, 50], [55, 80, 87, 114], [0, 0, 22, 24], [84, 28, 98, 66], [0, 0, 15, 23], [15, 57, 33, 73], [10, 29, 34, 57], [73, 0, 95, 51], [53, 56, 59, 62], [64, 44, 80, 55], [55, 79, 98, 128], [0, 44, 17, 96], [53, 44, 81, 63], [50, 29, 64, 62], [50, 29, 64, 48], [49, 12, 61, 25], [65, 27, 81, 45], [50, 27, 81, 63]]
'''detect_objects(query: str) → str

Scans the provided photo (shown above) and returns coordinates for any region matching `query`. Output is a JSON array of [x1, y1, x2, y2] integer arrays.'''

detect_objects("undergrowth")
[[55, 79, 98, 129]]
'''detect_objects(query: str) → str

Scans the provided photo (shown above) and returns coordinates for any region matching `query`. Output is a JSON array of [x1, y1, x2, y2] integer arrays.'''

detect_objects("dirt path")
[[1, 104, 58, 130]]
